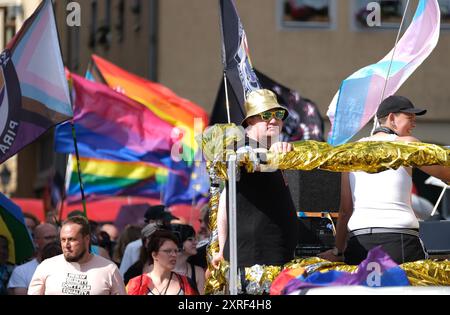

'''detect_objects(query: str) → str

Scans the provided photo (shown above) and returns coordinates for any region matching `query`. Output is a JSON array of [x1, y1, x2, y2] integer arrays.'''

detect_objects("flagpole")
[[57, 189, 66, 226], [372, 0, 411, 135], [191, 194, 196, 227], [71, 122, 88, 217], [224, 72, 231, 124], [431, 185, 449, 217]]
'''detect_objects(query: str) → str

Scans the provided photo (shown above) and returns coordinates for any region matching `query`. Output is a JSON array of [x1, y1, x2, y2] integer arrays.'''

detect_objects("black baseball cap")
[[376, 95, 427, 119], [144, 205, 178, 223]]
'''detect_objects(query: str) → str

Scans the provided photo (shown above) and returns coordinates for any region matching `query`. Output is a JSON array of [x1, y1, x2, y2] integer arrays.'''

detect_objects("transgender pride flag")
[[327, 0, 440, 146], [0, 0, 72, 163]]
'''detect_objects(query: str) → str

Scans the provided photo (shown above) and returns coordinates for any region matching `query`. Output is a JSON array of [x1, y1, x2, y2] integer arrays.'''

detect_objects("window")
[[97, 0, 111, 48], [439, 0, 450, 29], [0, 6, 19, 50], [352, 0, 450, 30], [89, 0, 97, 48], [278, 0, 337, 30], [352, 0, 408, 30]]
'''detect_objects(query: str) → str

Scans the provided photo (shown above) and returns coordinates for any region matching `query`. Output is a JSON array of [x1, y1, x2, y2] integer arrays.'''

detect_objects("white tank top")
[[347, 135, 419, 231]]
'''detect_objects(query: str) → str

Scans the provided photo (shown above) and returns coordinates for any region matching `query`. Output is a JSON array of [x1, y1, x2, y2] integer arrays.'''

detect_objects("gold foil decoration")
[[206, 256, 450, 294], [205, 260, 229, 295], [204, 159, 226, 295], [402, 260, 450, 286], [245, 265, 283, 295], [201, 125, 449, 180], [202, 124, 450, 294], [273, 140, 450, 173]]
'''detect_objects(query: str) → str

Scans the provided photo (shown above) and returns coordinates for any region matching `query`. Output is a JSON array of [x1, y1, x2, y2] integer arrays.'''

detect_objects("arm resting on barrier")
[[319, 173, 353, 262]]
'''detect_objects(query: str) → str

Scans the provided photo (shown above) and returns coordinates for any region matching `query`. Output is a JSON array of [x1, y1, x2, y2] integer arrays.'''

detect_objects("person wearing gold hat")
[[212, 89, 299, 293], [240, 88, 291, 152]]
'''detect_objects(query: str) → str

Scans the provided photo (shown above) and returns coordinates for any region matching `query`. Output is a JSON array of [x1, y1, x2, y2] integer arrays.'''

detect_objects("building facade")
[[57, 0, 449, 141], [3, 0, 450, 198]]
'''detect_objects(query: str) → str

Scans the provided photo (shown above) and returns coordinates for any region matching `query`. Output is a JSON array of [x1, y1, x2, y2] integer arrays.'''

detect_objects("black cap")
[[376, 95, 427, 119], [144, 205, 178, 223], [170, 224, 195, 243]]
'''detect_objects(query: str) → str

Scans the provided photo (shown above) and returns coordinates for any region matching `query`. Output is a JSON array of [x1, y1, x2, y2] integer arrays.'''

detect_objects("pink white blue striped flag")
[[327, 0, 440, 146]]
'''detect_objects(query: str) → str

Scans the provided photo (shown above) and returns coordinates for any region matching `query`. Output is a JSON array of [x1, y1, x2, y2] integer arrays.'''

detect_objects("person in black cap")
[[144, 205, 178, 227], [320, 95, 450, 265], [119, 205, 178, 276]]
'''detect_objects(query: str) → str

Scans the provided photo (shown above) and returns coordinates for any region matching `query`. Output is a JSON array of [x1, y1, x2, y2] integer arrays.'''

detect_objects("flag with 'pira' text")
[[0, 0, 72, 164]]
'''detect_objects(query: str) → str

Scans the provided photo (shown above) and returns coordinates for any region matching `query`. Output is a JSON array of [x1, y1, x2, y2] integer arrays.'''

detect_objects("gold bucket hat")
[[242, 89, 288, 126]]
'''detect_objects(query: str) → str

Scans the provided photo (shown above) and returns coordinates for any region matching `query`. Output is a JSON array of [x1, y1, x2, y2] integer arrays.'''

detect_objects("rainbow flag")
[[85, 55, 210, 205], [327, 0, 440, 146], [55, 74, 176, 169], [86, 55, 208, 163], [0, 0, 72, 164], [279, 247, 410, 294], [65, 155, 168, 203], [0, 193, 34, 264]]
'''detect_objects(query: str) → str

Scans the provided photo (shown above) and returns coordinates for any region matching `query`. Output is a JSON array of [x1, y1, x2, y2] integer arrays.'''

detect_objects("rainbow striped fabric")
[[65, 155, 168, 203], [277, 247, 410, 294], [85, 55, 210, 206], [327, 0, 440, 146], [0, 193, 34, 264], [55, 74, 177, 169], [58, 58, 210, 204], [0, 0, 72, 164], [87, 54, 208, 163]]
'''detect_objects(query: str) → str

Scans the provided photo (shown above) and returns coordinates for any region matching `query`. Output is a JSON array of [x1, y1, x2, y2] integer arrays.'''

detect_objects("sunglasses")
[[259, 110, 286, 121]]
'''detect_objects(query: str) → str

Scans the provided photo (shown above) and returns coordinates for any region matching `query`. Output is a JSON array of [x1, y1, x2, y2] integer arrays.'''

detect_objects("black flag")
[[210, 69, 325, 142], [219, 0, 261, 120]]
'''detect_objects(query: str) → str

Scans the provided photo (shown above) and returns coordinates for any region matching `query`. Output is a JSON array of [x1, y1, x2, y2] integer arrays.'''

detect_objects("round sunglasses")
[[259, 110, 286, 121]]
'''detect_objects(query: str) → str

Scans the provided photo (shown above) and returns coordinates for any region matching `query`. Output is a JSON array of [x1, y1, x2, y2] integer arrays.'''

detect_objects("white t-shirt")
[[119, 239, 142, 276], [28, 254, 126, 295], [7, 258, 39, 290]]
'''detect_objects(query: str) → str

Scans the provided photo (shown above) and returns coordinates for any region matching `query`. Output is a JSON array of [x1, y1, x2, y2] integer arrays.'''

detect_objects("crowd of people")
[[1, 91, 449, 295], [1, 204, 210, 295]]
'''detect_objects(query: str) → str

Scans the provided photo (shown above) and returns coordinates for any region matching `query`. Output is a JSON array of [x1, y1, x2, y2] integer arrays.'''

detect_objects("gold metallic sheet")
[[202, 124, 450, 294]]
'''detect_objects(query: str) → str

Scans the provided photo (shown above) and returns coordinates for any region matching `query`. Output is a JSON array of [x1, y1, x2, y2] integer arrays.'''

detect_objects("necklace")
[[372, 126, 398, 136], [151, 272, 173, 295]]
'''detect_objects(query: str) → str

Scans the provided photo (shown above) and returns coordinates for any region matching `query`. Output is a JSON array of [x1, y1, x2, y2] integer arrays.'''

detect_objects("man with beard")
[[28, 216, 126, 295]]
